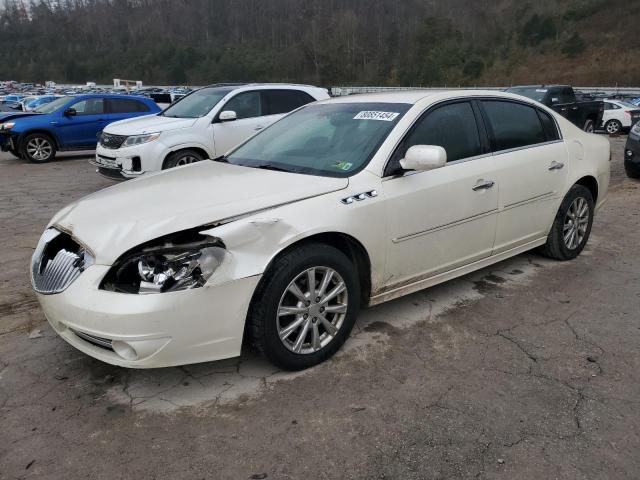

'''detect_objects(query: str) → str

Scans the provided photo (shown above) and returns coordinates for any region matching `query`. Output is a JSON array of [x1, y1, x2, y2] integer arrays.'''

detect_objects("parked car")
[[92, 83, 329, 179], [600, 99, 640, 134], [0, 94, 26, 104], [31, 90, 610, 370], [624, 122, 640, 178], [0, 94, 160, 162], [506, 85, 604, 132], [20, 95, 60, 112]]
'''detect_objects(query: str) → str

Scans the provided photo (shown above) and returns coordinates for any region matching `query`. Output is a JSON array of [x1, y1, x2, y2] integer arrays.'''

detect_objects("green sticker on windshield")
[[333, 161, 353, 171]]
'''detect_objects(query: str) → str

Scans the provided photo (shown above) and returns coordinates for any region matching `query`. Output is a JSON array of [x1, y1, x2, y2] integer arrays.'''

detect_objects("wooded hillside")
[[0, 0, 636, 86]]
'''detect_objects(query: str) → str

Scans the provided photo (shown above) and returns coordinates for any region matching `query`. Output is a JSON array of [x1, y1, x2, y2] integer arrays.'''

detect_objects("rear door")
[[57, 97, 106, 147], [105, 98, 152, 124], [381, 100, 499, 288], [260, 89, 316, 126], [480, 100, 568, 254]]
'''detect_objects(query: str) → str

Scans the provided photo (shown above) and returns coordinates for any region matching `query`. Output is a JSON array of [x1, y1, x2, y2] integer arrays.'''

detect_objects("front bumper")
[[93, 141, 168, 179], [625, 133, 640, 176], [37, 265, 261, 368], [0, 132, 16, 151]]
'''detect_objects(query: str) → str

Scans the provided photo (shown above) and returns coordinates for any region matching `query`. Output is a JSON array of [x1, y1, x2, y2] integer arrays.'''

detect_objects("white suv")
[[92, 83, 329, 179]]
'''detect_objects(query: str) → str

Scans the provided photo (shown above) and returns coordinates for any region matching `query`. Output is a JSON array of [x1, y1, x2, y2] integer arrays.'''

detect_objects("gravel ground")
[[1, 135, 638, 480]]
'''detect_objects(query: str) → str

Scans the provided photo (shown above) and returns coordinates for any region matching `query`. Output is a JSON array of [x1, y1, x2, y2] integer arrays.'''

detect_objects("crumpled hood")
[[0, 111, 40, 123], [104, 114, 197, 135], [50, 161, 348, 264]]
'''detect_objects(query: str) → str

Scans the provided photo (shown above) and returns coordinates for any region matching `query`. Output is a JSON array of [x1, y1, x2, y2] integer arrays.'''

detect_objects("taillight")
[[624, 110, 632, 116]]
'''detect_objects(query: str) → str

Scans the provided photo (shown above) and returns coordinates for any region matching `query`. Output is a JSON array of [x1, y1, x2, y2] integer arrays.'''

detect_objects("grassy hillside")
[[0, 0, 637, 86]]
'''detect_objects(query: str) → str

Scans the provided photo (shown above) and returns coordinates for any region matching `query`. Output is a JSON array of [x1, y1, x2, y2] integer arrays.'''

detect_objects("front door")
[[57, 98, 106, 147], [381, 101, 499, 290], [212, 91, 265, 155]]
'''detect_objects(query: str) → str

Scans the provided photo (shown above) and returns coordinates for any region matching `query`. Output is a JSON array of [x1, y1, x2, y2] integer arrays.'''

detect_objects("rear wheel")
[[605, 119, 622, 135], [22, 133, 56, 163], [248, 243, 360, 370], [163, 149, 203, 170], [539, 185, 594, 261]]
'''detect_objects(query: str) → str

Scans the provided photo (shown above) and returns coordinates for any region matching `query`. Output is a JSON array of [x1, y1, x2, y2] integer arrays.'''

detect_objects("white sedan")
[[601, 99, 640, 134], [31, 90, 611, 370]]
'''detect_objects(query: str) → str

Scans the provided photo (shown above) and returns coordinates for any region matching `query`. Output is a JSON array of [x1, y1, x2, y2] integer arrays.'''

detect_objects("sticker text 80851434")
[[353, 111, 400, 121]]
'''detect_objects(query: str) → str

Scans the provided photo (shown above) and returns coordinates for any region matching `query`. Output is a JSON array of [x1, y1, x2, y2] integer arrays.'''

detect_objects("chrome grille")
[[100, 132, 127, 149], [31, 229, 93, 294], [71, 329, 114, 351]]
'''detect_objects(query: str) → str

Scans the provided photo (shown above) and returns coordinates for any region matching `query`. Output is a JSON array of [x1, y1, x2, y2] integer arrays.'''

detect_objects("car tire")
[[539, 185, 594, 261], [21, 133, 56, 163], [605, 120, 622, 135], [163, 149, 203, 170], [248, 243, 360, 371], [583, 119, 595, 133]]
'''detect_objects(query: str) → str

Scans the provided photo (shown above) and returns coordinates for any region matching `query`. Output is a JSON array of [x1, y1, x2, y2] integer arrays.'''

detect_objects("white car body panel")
[[34, 90, 610, 368], [601, 100, 634, 129], [94, 84, 329, 178]]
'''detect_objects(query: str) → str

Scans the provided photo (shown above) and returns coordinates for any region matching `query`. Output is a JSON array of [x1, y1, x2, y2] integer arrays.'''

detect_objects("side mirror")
[[64, 107, 77, 117], [400, 145, 447, 172], [218, 110, 237, 122]]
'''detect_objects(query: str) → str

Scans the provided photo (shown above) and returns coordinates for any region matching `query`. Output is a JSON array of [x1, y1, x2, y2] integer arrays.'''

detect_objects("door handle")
[[548, 161, 565, 171], [571, 106, 579, 110], [472, 180, 495, 191]]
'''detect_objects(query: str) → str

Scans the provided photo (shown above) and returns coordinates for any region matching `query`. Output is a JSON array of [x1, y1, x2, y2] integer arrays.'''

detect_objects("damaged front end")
[[100, 228, 227, 294]]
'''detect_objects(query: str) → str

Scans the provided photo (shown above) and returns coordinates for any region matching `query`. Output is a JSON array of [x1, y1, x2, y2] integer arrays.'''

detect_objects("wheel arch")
[[162, 145, 210, 168], [18, 129, 60, 150], [261, 231, 373, 308], [574, 175, 598, 203]]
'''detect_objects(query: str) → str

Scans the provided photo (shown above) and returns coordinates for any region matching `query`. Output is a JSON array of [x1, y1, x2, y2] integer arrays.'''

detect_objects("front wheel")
[[22, 133, 56, 163], [163, 149, 203, 170], [583, 119, 595, 133], [539, 185, 594, 261], [248, 243, 360, 370]]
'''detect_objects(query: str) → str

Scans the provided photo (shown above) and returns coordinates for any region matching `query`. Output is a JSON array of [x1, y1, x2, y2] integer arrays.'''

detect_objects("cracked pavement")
[[1, 136, 639, 479]]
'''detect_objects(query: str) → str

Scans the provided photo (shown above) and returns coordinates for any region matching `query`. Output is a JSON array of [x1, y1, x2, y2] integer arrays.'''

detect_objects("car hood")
[[50, 161, 348, 264], [0, 111, 40, 123], [104, 114, 198, 135]]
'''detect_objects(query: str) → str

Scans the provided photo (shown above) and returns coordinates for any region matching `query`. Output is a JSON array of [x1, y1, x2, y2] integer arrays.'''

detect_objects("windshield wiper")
[[211, 154, 228, 163], [253, 164, 291, 172]]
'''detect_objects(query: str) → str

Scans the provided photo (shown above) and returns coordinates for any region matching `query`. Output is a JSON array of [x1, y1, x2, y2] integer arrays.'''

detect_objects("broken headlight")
[[101, 233, 226, 294]]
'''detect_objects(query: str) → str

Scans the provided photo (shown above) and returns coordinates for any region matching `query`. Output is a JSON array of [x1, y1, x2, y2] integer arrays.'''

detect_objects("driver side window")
[[223, 91, 262, 120], [386, 101, 482, 175], [71, 98, 104, 115]]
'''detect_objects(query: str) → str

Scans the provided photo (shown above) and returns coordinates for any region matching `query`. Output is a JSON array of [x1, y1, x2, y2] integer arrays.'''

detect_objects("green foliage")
[[562, 32, 587, 58], [519, 14, 557, 47]]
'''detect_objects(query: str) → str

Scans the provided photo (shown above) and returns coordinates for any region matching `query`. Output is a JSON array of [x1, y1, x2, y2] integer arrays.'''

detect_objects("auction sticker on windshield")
[[354, 111, 400, 121]]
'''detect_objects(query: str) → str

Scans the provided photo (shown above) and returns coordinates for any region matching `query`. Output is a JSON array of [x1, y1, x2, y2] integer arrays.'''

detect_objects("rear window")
[[263, 90, 316, 115], [482, 100, 546, 151]]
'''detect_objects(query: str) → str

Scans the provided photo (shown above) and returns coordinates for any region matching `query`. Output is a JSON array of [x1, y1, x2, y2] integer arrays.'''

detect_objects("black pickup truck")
[[506, 85, 604, 133]]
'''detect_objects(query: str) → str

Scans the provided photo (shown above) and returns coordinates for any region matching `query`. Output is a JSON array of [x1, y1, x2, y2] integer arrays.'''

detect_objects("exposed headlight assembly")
[[122, 132, 160, 147], [101, 232, 226, 294], [0, 122, 15, 130]]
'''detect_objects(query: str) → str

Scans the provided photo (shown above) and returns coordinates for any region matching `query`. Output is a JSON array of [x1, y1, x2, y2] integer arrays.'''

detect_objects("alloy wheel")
[[176, 155, 199, 166], [26, 137, 52, 161], [277, 266, 348, 354], [606, 121, 621, 134], [563, 197, 590, 250]]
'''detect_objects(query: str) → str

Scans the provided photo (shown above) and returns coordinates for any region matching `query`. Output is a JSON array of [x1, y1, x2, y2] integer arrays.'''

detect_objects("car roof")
[[70, 93, 151, 100], [318, 89, 534, 105]]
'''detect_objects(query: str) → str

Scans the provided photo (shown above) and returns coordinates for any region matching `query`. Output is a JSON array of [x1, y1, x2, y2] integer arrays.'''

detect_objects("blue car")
[[0, 94, 160, 162]]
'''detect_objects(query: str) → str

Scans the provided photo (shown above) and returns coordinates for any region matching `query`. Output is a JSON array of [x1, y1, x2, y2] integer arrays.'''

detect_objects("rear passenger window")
[[482, 101, 546, 151], [108, 98, 150, 113], [400, 102, 482, 163], [263, 90, 315, 115], [537, 110, 560, 141]]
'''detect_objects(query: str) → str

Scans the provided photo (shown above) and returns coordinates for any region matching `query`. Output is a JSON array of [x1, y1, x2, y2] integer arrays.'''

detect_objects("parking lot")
[[0, 135, 638, 479]]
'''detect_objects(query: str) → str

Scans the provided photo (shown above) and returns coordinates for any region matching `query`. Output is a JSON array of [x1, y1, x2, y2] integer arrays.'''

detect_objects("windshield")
[[225, 102, 411, 177], [506, 87, 547, 102], [162, 86, 234, 118], [35, 96, 68, 113]]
